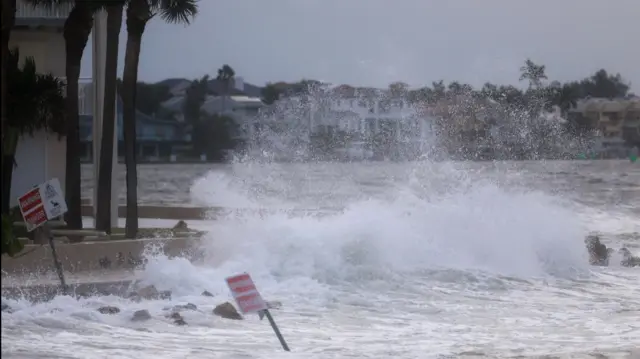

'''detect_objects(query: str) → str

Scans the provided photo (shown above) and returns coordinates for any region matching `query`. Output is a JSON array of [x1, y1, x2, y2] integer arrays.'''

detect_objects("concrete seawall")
[[81, 205, 209, 220], [2, 274, 136, 302], [1, 237, 201, 275], [80, 204, 342, 220]]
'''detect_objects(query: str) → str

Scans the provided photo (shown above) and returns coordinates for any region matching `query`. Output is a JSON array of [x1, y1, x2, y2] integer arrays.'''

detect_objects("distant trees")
[[107, 57, 634, 162]]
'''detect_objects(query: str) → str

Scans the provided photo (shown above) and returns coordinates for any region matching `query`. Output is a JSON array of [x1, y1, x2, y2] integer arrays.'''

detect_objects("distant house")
[[79, 95, 190, 162], [156, 76, 263, 98], [156, 78, 192, 96], [570, 97, 640, 157]]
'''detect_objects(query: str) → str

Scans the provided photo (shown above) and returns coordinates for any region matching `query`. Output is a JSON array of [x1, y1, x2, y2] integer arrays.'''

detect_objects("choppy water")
[[4, 160, 640, 358]]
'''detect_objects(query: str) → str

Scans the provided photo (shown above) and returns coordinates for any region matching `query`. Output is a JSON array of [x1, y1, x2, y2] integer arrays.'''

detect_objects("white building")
[[269, 96, 434, 141], [570, 97, 640, 157], [254, 94, 435, 160], [10, 0, 117, 225], [201, 95, 264, 139]]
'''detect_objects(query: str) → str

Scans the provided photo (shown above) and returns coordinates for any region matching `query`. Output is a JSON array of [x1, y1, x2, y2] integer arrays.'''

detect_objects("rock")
[[176, 303, 198, 311], [129, 285, 172, 301], [98, 306, 120, 314], [173, 220, 189, 231], [619, 248, 640, 267], [165, 303, 198, 312], [167, 312, 187, 326], [585, 235, 609, 266], [1, 302, 12, 313], [202, 290, 214, 297], [213, 302, 243, 320], [266, 301, 283, 310], [131, 309, 152, 322]]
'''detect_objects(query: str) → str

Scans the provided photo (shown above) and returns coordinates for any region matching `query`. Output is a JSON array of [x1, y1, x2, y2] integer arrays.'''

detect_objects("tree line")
[[255, 60, 634, 160], [1, 0, 200, 256]]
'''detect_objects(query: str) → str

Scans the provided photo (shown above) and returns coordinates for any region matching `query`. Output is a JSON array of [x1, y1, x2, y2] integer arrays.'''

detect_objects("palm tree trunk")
[[95, 3, 123, 233], [1, 130, 18, 214], [1, 0, 16, 215], [122, 0, 149, 239], [62, 3, 94, 229]]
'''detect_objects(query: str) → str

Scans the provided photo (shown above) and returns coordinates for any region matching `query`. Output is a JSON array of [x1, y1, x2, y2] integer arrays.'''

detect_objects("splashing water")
[[3, 161, 640, 358]]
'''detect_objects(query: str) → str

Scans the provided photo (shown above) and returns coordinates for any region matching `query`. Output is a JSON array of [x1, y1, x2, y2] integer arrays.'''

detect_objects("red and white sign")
[[225, 273, 268, 314], [17, 178, 67, 232]]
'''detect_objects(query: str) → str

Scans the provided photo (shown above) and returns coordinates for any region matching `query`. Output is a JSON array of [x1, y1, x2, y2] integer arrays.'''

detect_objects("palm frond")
[[157, 0, 198, 25], [6, 48, 66, 136]]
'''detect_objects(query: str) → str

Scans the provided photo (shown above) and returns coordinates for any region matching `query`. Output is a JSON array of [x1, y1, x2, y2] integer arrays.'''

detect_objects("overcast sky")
[[81, 0, 639, 92]]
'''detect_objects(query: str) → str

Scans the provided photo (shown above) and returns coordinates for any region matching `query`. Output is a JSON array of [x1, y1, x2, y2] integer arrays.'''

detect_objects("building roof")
[[155, 77, 263, 98], [571, 98, 640, 113]]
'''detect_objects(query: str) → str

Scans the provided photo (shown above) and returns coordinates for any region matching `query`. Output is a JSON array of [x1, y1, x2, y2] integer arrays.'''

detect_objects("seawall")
[[1, 237, 200, 275]]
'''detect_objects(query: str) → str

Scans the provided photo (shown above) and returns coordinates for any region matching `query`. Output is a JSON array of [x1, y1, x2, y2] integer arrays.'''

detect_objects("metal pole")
[[44, 225, 68, 295], [263, 309, 290, 352]]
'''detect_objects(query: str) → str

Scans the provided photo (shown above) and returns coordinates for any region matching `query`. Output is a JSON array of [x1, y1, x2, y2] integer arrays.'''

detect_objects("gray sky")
[[81, 0, 640, 92]]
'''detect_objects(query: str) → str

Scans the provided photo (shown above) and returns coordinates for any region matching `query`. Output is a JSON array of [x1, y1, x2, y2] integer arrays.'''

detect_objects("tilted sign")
[[224, 272, 290, 351], [225, 273, 269, 314], [18, 178, 68, 232]]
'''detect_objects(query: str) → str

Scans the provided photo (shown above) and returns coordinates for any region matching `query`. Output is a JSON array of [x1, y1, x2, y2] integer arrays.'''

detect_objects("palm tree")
[[2, 49, 66, 213], [94, 1, 124, 233], [217, 64, 235, 113], [1, 0, 17, 207], [519, 59, 547, 89], [121, 0, 198, 239], [27, 0, 110, 230]]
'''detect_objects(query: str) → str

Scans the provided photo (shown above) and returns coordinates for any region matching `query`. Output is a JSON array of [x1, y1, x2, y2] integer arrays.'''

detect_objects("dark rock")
[[98, 306, 120, 314], [202, 290, 214, 297], [176, 303, 198, 311], [1, 302, 12, 313], [167, 312, 188, 326], [131, 309, 152, 322], [173, 220, 189, 231], [165, 303, 198, 312], [620, 248, 640, 267], [585, 235, 610, 266], [128, 285, 172, 301], [213, 302, 243, 320]]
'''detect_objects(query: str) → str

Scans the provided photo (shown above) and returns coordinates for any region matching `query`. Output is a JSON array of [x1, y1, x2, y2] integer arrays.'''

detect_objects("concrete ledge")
[[1, 279, 136, 302], [1, 237, 201, 274], [80, 204, 342, 220], [81, 205, 208, 220]]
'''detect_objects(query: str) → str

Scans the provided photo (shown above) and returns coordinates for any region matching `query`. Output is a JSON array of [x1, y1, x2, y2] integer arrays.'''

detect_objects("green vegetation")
[[1, 48, 66, 220]]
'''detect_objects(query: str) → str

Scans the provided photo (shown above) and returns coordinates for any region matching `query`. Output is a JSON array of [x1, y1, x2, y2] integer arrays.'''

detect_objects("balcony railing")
[[16, 0, 72, 20]]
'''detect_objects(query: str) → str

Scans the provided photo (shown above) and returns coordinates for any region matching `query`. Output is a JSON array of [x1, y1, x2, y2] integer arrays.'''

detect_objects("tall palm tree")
[[27, 0, 110, 230], [1, 0, 17, 207], [121, 0, 198, 239], [95, 1, 124, 233], [519, 59, 547, 89], [217, 64, 235, 113]]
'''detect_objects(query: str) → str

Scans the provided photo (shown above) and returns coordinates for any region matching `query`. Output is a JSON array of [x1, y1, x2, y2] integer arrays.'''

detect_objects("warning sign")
[[225, 273, 268, 314], [17, 178, 67, 232]]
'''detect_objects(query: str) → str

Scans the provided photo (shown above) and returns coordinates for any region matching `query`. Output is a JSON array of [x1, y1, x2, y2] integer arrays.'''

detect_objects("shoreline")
[[80, 157, 636, 165]]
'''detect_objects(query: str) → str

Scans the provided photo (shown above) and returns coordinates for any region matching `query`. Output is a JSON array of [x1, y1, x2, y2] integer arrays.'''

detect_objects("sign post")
[[226, 273, 290, 352], [17, 178, 69, 294]]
